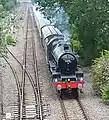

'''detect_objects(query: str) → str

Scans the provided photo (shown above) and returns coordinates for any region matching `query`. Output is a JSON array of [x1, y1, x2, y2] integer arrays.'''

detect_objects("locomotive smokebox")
[[53, 43, 77, 75], [58, 53, 77, 75]]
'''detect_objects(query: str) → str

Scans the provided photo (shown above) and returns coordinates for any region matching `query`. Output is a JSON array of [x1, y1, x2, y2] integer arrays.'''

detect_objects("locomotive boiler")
[[33, 6, 84, 97]]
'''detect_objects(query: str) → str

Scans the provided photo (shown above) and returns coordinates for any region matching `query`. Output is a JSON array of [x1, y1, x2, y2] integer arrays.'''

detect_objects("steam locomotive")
[[33, 6, 84, 97]]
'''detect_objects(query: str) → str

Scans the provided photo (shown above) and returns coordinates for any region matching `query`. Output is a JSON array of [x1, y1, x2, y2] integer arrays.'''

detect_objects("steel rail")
[[58, 93, 90, 120], [7, 48, 35, 86], [20, 8, 40, 119], [2, 55, 21, 120], [31, 5, 90, 120], [14, 7, 40, 120], [77, 98, 90, 120], [57, 94, 69, 120], [20, 6, 29, 120], [30, 7, 43, 120], [3, 8, 38, 120]]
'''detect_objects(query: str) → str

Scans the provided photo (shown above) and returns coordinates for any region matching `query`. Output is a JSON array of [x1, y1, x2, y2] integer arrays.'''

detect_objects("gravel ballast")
[[1, 2, 109, 120]]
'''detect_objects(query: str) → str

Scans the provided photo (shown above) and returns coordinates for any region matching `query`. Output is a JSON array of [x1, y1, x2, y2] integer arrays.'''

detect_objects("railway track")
[[20, 7, 43, 119], [19, 7, 38, 120], [3, 5, 43, 120], [1, 55, 21, 119], [30, 8, 43, 120], [0, 3, 28, 120], [32, 5, 90, 120], [1, 3, 91, 120], [58, 93, 89, 120]]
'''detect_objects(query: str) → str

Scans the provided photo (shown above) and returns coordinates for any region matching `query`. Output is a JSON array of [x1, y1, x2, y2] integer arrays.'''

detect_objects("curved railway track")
[[19, 7, 42, 120], [1, 55, 21, 119], [1, 3, 90, 120], [4, 6, 43, 120]]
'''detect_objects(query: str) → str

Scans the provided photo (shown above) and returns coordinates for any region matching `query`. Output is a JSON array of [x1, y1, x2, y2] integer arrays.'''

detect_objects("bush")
[[101, 85, 109, 104], [6, 34, 16, 46], [5, 1, 15, 11], [92, 50, 109, 104], [71, 39, 81, 53], [0, 4, 4, 11]]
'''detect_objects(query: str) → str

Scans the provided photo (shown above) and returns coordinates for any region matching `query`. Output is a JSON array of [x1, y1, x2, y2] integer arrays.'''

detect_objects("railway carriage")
[[33, 6, 84, 98]]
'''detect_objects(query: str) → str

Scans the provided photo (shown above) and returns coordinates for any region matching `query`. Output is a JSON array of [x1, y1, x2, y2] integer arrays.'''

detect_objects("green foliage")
[[5, 0, 16, 11], [92, 50, 109, 104], [0, 10, 8, 18], [0, 4, 7, 18], [0, 24, 7, 53], [38, 0, 109, 65], [71, 39, 81, 53], [6, 34, 16, 46], [0, 0, 17, 54], [68, 0, 109, 65], [101, 85, 109, 104], [0, 0, 16, 11], [0, 4, 4, 11], [38, 0, 57, 8]]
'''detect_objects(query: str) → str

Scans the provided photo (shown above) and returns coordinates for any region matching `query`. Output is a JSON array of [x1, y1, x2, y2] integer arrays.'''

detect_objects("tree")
[[68, 0, 109, 65], [37, 0, 109, 65]]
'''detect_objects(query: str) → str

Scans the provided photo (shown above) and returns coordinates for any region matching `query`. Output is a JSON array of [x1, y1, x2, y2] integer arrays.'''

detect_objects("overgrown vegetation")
[[0, 0, 17, 54], [35, 0, 109, 103], [0, 0, 16, 11], [92, 50, 109, 104], [37, 0, 109, 65], [6, 34, 16, 46]]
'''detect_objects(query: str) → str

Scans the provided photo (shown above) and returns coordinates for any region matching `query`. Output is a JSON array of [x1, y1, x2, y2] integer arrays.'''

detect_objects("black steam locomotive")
[[33, 6, 84, 97]]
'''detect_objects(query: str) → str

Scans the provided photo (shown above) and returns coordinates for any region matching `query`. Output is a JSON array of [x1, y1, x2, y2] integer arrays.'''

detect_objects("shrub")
[[71, 39, 81, 53], [0, 4, 4, 11], [92, 50, 109, 104], [6, 34, 16, 46], [101, 85, 109, 104]]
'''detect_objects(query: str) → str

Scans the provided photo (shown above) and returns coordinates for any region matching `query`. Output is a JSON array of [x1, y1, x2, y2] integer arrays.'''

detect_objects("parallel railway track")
[[33, 5, 90, 120], [58, 93, 89, 120], [3, 6, 43, 120], [30, 8, 43, 120], [19, 7, 43, 120], [6, 46, 44, 119], [2, 3, 90, 120]]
